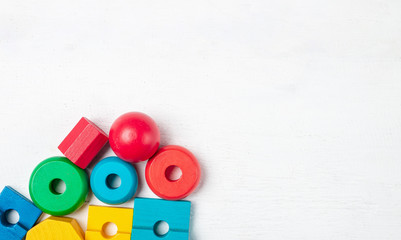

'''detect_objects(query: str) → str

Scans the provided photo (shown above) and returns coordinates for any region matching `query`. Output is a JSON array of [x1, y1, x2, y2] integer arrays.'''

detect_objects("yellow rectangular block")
[[85, 231, 131, 240], [85, 205, 133, 240]]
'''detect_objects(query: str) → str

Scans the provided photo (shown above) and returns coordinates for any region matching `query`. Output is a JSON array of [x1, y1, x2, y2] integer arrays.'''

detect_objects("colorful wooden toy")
[[0, 186, 42, 240], [86, 205, 133, 240], [109, 112, 160, 163], [29, 157, 89, 216], [131, 228, 189, 239], [90, 157, 138, 204], [58, 117, 108, 169], [145, 145, 201, 200], [132, 198, 191, 240], [26, 216, 84, 240]]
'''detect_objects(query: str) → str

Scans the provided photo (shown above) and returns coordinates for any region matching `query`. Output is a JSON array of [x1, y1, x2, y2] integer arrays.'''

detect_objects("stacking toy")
[[145, 145, 201, 200], [90, 156, 138, 204], [3, 112, 202, 240], [29, 157, 89, 216], [26, 216, 84, 240], [0, 186, 42, 240], [86, 205, 133, 240], [132, 198, 191, 240], [59, 117, 108, 169], [109, 112, 160, 163]]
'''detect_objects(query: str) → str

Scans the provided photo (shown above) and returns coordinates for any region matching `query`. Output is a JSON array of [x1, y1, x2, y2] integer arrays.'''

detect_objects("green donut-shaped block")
[[29, 156, 88, 216]]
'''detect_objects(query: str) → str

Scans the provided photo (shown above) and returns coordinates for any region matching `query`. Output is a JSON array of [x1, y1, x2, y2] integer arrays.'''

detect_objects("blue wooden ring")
[[90, 156, 138, 204]]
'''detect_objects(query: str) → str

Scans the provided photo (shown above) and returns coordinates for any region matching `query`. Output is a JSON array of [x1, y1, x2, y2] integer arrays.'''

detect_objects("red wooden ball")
[[109, 112, 160, 163]]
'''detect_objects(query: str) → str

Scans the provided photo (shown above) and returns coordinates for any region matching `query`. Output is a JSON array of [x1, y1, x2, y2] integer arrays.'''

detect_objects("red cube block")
[[58, 117, 108, 169]]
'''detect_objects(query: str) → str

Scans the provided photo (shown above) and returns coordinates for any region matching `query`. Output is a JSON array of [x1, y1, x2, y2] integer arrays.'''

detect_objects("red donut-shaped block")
[[145, 145, 201, 200]]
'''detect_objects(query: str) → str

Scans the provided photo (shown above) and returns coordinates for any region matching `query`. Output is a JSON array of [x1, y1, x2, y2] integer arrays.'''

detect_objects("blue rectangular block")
[[0, 212, 26, 240], [0, 186, 42, 240], [132, 228, 189, 239], [131, 198, 191, 240]]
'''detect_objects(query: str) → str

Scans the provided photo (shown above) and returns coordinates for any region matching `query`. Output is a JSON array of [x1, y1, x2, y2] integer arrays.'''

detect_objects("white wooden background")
[[1, 0, 401, 239]]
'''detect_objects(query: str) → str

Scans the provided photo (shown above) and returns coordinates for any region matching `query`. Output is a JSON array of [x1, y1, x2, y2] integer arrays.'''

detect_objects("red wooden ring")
[[145, 145, 201, 200]]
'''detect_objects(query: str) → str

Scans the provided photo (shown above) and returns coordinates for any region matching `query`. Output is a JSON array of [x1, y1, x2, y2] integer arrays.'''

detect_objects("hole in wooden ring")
[[165, 165, 182, 182], [50, 178, 66, 195]]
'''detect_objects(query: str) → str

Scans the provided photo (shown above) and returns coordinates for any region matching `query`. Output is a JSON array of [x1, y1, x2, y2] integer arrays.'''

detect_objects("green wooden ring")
[[29, 156, 88, 216]]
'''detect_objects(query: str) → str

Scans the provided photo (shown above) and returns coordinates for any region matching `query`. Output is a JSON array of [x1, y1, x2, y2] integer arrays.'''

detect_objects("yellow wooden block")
[[26, 216, 84, 240], [85, 205, 133, 240]]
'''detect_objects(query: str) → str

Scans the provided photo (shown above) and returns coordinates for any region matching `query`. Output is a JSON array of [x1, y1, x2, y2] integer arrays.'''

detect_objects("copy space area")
[[1, 0, 401, 239]]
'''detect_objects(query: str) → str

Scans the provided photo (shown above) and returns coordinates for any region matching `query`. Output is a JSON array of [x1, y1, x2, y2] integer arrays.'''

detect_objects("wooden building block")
[[29, 156, 89, 216], [90, 156, 138, 204], [132, 228, 189, 240], [85, 205, 133, 240], [26, 216, 84, 240], [145, 145, 201, 200], [131, 198, 191, 240], [58, 117, 108, 169], [0, 186, 42, 240]]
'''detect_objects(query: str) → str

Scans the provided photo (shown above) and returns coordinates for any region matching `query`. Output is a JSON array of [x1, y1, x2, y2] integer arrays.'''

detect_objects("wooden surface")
[[1, 0, 401, 239]]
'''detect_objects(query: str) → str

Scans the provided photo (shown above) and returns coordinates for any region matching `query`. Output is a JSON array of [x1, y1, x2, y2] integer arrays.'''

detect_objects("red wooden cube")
[[58, 117, 108, 169]]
